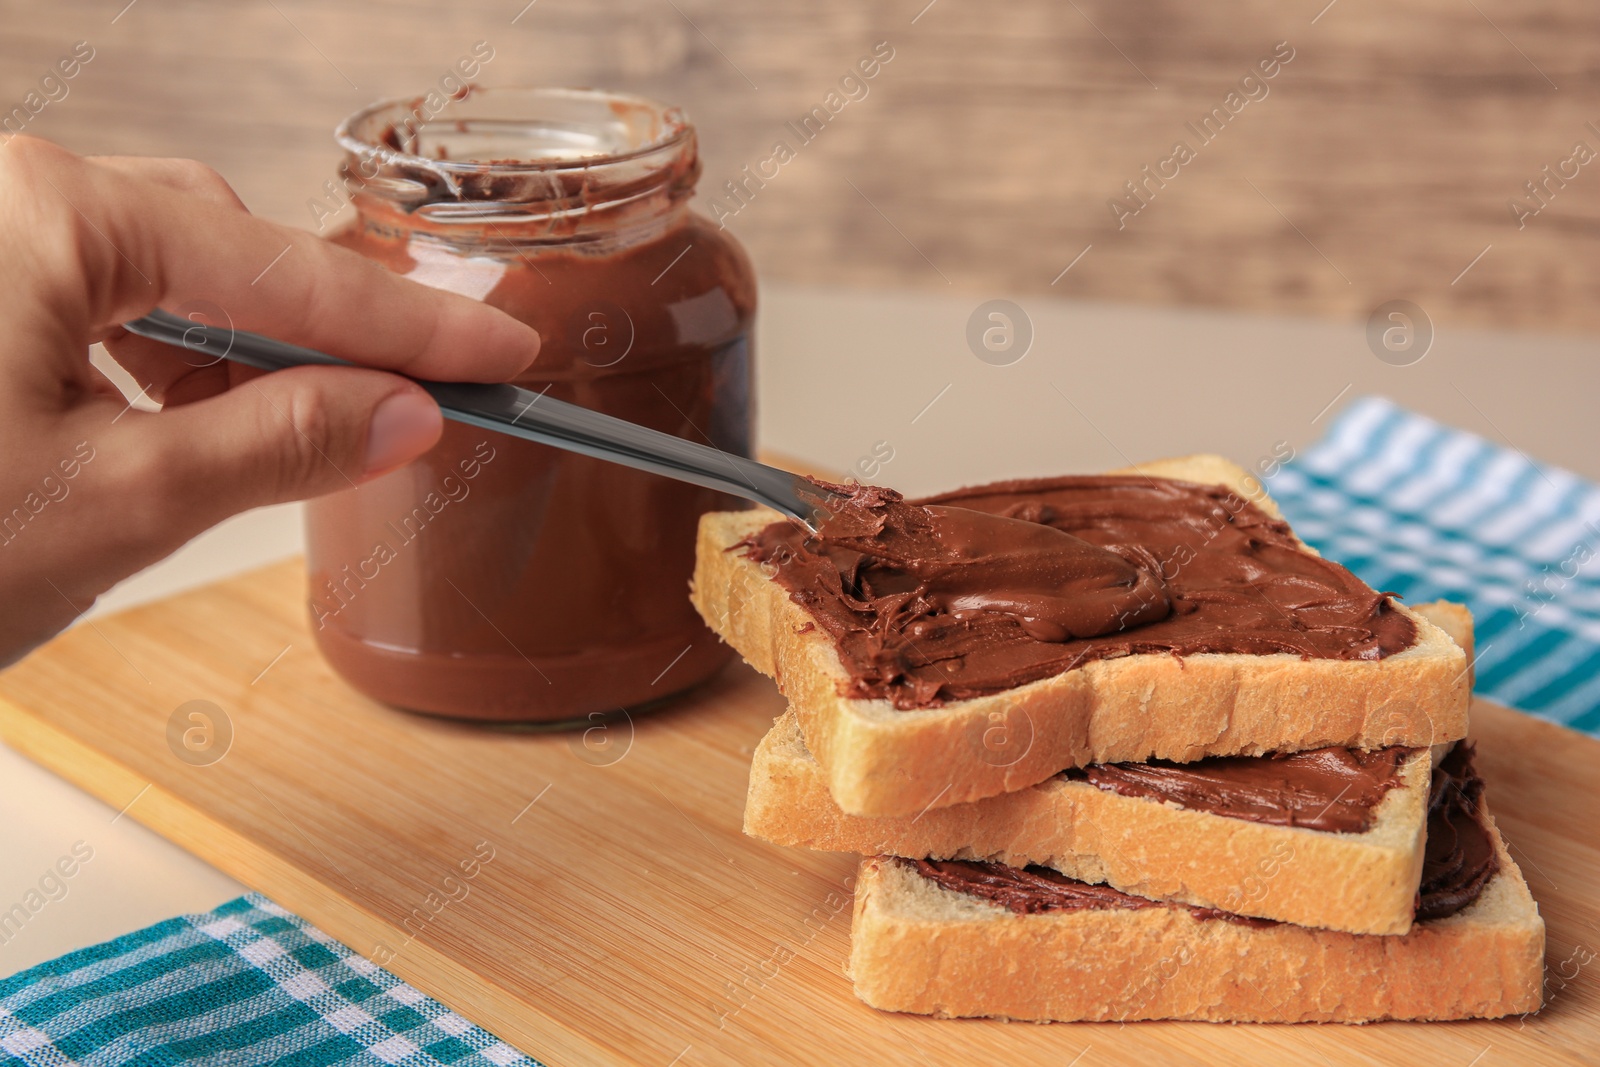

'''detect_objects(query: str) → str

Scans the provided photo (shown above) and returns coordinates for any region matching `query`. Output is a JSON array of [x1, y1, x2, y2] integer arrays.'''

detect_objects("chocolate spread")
[[1416, 742, 1499, 921], [1068, 745, 1415, 834], [912, 744, 1500, 925], [803, 483, 1172, 642], [911, 859, 1275, 928], [742, 475, 1416, 709]]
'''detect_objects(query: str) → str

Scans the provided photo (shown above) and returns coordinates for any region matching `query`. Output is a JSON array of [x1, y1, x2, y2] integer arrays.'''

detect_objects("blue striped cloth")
[[0, 894, 540, 1067], [1269, 395, 1600, 733]]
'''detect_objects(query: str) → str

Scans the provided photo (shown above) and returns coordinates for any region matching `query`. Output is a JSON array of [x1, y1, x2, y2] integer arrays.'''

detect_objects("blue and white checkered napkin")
[[1269, 394, 1600, 733], [0, 894, 540, 1067]]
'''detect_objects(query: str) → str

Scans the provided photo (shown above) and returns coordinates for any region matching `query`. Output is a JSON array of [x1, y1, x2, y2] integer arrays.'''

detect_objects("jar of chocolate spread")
[[305, 88, 755, 722]]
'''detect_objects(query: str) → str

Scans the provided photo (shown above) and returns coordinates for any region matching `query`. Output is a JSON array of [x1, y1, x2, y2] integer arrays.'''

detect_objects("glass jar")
[[305, 88, 755, 723]]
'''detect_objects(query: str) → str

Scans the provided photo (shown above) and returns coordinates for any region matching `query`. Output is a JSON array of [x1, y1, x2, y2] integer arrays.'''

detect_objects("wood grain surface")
[[4, 0, 1600, 335], [0, 558, 1595, 1066]]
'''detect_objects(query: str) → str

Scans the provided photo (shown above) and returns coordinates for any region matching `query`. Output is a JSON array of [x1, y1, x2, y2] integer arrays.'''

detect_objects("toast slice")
[[748, 710, 1435, 935], [848, 809, 1544, 1023], [692, 455, 1470, 817], [743, 600, 1475, 936]]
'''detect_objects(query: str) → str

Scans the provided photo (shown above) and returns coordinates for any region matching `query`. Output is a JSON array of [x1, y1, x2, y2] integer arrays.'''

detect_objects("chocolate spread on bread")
[[1416, 742, 1499, 920], [912, 859, 1276, 928], [913, 744, 1499, 924], [1068, 745, 1415, 834], [798, 483, 1173, 642], [740, 475, 1415, 709]]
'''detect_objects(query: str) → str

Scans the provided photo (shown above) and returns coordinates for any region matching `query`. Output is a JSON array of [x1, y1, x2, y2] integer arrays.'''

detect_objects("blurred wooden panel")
[[4, 0, 1600, 333]]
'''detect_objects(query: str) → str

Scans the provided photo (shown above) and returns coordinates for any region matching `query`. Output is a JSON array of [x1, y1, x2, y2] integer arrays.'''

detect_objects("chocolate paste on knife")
[[1067, 745, 1415, 834], [740, 476, 1415, 709], [912, 744, 1500, 925]]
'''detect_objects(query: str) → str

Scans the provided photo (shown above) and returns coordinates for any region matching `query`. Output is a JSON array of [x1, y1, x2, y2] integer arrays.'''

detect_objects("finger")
[[83, 365, 443, 557], [88, 156, 249, 212], [4, 136, 540, 384], [3, 364, 441, 656]]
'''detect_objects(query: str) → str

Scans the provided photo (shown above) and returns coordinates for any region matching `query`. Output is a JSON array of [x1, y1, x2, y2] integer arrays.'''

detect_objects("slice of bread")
[[848, 807, 1544, 1023], [692, 455, 1471, 817], [743, 600, 1475, 936], [747, 710, 1435, 936]]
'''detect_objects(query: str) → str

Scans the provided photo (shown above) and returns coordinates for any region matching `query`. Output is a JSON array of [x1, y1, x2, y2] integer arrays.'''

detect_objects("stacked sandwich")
[[691, 455, 1545, 1023]]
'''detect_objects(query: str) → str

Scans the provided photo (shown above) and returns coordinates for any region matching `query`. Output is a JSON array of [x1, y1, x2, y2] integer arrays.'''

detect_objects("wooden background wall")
[[4, 0, 1600, 335]]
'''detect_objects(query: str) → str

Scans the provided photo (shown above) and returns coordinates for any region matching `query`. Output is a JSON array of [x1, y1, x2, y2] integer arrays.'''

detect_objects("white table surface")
[[2, 283, 1595, 979]]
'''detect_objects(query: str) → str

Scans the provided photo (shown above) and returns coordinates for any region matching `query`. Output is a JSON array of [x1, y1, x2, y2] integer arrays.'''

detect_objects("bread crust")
[[691, 455, 1470, 817], [848, 809, 1545, 1023], [746, 709, 1432, 935]]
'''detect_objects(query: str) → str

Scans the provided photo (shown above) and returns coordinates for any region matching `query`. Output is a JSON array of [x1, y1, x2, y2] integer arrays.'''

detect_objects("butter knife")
[[121, 309, 845, 531]]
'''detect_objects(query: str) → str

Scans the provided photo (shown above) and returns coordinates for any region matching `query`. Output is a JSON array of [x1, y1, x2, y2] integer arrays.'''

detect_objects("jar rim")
[[334, 86, 694, 175]]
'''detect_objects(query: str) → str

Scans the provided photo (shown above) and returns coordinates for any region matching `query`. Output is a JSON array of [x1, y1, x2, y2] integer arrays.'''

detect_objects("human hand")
[[0, 136, 540, 667]]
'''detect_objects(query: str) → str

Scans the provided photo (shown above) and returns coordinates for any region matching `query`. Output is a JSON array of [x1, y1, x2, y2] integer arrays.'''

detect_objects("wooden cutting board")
[[0, 559, 1595, 1067]]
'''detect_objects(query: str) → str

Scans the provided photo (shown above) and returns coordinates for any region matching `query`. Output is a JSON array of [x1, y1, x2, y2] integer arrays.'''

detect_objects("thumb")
[[132, 364, 442, 528]]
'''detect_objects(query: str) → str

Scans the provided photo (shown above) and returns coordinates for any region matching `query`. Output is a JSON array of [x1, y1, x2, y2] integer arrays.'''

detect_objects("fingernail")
[[364, 390, 442, 476]]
